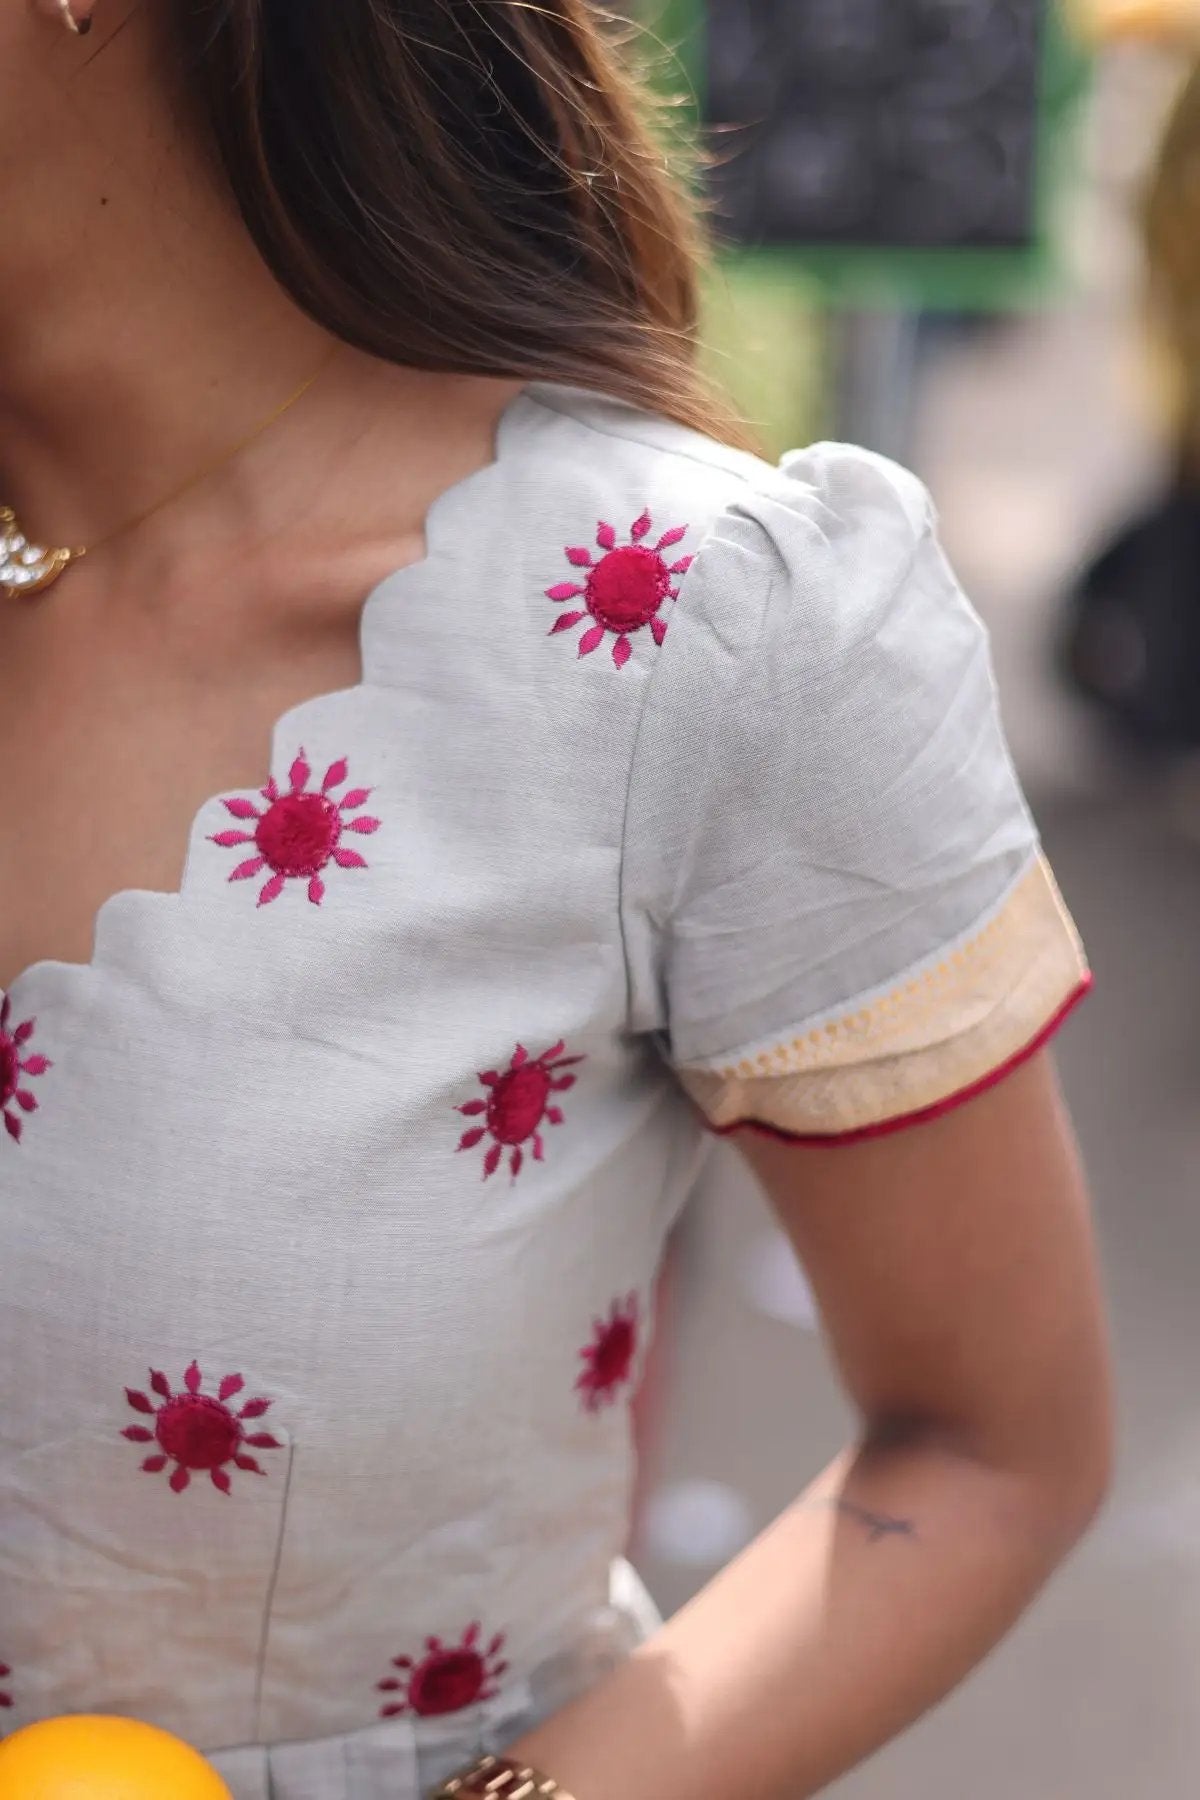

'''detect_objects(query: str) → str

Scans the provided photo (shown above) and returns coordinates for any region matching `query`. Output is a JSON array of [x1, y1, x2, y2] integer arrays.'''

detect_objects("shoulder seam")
[[618, 551, 782, 922], [615, 555, 782, 1039]]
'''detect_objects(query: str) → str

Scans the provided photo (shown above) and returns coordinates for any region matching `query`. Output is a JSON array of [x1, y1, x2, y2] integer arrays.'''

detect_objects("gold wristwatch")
[[432, 1752, 574, 1799]]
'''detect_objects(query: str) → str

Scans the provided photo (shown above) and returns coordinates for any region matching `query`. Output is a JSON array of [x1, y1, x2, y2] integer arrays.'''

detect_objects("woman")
[[0, 3, 1112, 1797]]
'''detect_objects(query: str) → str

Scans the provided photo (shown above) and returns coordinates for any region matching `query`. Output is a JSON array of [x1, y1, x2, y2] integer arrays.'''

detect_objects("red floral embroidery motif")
[[576, 1292, 640, 1413], [0, 1662, 11, 1712], [378, 1623, 508, 1719], [211, 750, 380, 907], [546, 511, 693, 668], [0, 995, 51, 1145], [457, 1040, 584, 1180], [123, 1362, 282, 1494]]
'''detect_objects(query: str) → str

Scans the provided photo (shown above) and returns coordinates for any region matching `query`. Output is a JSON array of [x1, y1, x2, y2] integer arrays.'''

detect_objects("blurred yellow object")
[[0, 1716, 231, 1799], [1071, 0, 1200, 44], [1145, 58, 1200, 464]]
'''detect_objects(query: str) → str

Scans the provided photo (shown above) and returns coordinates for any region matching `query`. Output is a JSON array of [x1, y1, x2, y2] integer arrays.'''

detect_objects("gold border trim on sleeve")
[[679, 855, 1088, 1137]]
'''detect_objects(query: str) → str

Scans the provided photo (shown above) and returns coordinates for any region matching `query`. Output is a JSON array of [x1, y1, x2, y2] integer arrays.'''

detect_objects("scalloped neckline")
[[2, 382, 542, 1002]]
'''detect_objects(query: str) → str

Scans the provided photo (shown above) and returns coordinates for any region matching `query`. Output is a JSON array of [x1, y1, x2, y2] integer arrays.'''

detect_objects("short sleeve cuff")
[[676, 855, 1091, 1146]]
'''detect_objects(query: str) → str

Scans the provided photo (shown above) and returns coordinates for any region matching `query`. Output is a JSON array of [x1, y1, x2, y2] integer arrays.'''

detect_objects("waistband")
[[211, 1560, 661, 1800]]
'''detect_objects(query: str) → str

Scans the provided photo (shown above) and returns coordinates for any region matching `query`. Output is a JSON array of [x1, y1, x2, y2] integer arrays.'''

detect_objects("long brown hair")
[[173, 0, 748, 445]]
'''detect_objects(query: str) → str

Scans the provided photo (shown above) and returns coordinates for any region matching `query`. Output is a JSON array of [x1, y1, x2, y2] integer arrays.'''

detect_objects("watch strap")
[[432, 1752, 573, 1799]]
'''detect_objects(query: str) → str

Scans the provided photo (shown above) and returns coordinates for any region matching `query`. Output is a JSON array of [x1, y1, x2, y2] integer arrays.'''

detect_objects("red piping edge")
[[706, 972, 1094, 1151]]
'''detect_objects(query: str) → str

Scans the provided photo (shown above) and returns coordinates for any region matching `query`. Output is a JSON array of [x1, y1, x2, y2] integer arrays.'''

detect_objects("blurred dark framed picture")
[[651, 0, 1086, 305]]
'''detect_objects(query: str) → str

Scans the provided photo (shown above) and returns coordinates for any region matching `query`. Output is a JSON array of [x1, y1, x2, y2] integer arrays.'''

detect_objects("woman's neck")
[[0, 10, 521, 590], [0, 17, 330, 550]]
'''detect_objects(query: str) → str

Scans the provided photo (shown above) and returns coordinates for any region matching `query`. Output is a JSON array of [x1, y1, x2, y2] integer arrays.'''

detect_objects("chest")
[[0, 479, 677, 1468]]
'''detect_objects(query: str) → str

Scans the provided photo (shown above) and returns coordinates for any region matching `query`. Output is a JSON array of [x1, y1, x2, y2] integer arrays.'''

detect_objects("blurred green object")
[[699, 262, 827, 454]]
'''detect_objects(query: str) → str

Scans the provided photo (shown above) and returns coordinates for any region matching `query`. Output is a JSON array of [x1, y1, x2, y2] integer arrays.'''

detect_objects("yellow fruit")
[[0, 1715, 232, 1799]]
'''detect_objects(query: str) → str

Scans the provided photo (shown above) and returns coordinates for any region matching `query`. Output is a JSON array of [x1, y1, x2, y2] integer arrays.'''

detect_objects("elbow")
[[866, 1384, 1115, 1554], [1029, 1360, 1117, 1549], [1002, 1404, 1115, 1559], [1045, 1410, 1115, 1547]]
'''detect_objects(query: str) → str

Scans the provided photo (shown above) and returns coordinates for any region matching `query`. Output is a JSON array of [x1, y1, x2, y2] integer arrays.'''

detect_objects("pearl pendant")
[[1, 506, 82, 597]]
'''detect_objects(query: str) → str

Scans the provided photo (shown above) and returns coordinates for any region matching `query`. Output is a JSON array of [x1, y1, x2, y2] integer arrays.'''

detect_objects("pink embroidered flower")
[[378, 1623, 508, 1718], [211, 750, 380, 907], [0, 994, 51, 1145], [123, 1362, 283, 1495], [0, 1662, 11, 1712], [546, 511, 693, 668], [576, 1293, 640, 1413], [457, 1040, 584, 1180]]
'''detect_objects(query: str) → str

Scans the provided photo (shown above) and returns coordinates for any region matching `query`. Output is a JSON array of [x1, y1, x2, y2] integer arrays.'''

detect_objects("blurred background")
[[625, 4, 1200, 1795]]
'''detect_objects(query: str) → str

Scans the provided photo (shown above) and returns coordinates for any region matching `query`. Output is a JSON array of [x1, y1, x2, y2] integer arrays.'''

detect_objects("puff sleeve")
[[620, 443, 1090, 1143]]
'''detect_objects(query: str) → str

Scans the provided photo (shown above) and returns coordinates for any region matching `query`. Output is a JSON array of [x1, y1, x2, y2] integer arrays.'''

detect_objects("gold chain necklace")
[[1, 350, 334, 600]]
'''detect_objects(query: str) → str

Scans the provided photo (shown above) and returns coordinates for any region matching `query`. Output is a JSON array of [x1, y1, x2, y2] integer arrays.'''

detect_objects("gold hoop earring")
[[58, 0, 93, 35]]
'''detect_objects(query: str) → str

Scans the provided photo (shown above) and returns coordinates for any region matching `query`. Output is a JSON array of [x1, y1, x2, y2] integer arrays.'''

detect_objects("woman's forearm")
[[509, 1427, 1104, 1800]]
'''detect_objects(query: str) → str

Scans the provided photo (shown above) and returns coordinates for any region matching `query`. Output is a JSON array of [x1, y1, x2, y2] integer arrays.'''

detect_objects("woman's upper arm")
[[620, 443, 1110, 1493], [736, 1051, 1113, 1499]]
